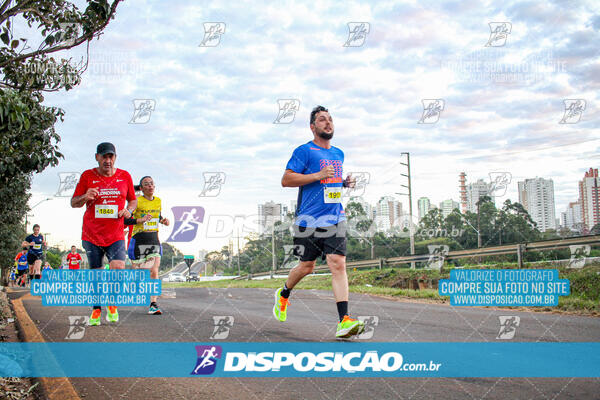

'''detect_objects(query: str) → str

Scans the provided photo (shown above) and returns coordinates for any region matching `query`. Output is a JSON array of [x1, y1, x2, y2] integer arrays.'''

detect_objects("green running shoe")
[[106, 306, 119, 323], [336, 315, 365, 339], [272, 288, 290, 322], [89, 309, 101, 326]]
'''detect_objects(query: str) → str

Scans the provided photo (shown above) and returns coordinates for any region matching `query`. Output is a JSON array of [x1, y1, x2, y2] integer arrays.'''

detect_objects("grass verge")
[[164, 268, 599, 315]]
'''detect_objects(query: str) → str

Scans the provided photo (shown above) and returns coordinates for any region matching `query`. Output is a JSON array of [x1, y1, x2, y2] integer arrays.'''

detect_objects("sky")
[[22, 0, 600, 255]]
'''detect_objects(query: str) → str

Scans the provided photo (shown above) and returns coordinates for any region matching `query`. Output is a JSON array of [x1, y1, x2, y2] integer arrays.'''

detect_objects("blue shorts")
[[82, 240, 126, 269]]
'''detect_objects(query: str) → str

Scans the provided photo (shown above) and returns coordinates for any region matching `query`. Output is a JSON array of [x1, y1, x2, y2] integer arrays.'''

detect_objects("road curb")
[[7, 287, 81, 400]]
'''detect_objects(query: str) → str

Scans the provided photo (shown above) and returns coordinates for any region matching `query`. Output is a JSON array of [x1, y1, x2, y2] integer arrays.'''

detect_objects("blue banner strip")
[[1, 342, 599, 378]]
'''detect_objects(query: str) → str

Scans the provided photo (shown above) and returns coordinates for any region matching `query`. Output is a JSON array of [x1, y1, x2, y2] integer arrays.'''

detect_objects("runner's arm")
[[281, 167, 333, 187], [71, 188, 99, 208], [71, 194, 87, 208], [127, 198, 137, 215]]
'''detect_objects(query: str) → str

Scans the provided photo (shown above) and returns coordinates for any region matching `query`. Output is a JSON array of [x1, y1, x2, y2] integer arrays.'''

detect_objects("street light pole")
[[25, 197, 53, 230]]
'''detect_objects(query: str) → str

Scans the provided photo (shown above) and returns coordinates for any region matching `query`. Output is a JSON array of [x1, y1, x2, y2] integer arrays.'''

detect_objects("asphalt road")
[[7, 287, 600, 399]]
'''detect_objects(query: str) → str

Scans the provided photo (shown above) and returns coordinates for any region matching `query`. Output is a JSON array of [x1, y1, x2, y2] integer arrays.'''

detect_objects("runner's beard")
[[318, 131, 334, 140]]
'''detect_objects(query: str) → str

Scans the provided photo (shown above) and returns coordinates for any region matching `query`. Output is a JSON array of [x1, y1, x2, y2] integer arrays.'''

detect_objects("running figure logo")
[[425, 245, 449, 270], [568, 245, 590, 269], [559, 99, 586, 124], [58, 22, 81, 46], [418, 99, 444, 124], [210, 316, 234, 339], [485, 22, 512, 47], [497, 316, 520, 339], [488, 172, 512, 197], [55, 172, 81, 197], [343, 172, 370, 197], [191, 345, 222, 375], [66, 316, 89, 339], [166, 206, 205, 242], [282, 245, 305, 268], [356, 316, 378, 339], [199, 22, 226, 47], [129, 99, 156, 124], [139, 245, 158, 258], [199, 172, 226, 197], [273, 99, 300, 124], [343, 22, 370, 47]]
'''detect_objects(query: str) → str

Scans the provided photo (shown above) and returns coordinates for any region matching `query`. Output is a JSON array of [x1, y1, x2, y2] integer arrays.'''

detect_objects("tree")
[[0, 0, 123, 285], [497, 200, 540, 245], [160, 243, 184, 272], [45, 247, 62, 268], [419, 208, 445, 237], [345, 201, 376, 260]]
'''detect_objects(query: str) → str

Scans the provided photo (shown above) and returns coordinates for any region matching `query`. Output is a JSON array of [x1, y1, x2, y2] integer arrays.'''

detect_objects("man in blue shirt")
[[273, 105, 365, 339]]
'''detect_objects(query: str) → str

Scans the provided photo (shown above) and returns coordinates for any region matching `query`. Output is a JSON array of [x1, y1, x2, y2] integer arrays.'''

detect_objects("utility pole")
[[271, 222, 276, 278], [476, 199, 483, 265], [476, 200, 482, 248], [43, 232, 50, 262], [228, 238, 233, 271], [236, 228, 241, 277], [398, 152, 415, 269]]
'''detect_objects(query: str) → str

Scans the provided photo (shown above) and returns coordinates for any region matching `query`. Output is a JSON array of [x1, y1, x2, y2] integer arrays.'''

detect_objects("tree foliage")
[[0, 0, 123, 284], [45, 247, 62, 267]]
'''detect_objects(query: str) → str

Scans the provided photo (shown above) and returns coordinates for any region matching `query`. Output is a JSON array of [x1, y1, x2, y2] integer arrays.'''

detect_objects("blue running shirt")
[[25, 234, 44, 256], [285, 141, 346, 228]]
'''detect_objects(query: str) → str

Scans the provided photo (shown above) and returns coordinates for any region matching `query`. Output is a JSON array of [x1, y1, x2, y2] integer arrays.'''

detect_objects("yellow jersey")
[[131, 195, 162, 237]]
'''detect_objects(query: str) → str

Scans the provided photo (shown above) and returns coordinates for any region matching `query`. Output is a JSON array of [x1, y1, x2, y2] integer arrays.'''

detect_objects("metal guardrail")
[[235, 235, 600, 280]]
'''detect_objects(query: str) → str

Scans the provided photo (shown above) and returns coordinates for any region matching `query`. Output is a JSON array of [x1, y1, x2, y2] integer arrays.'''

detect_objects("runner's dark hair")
[[135, 176, 152, 191], [310, 105, 328, 125]]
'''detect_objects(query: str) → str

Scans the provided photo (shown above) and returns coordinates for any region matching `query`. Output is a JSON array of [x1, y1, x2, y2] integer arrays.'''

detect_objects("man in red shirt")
[[66, 246, 83, 270], [71, 142, 137, 326]]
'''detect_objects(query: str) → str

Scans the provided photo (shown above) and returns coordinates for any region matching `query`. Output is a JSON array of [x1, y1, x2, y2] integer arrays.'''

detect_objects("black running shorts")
[[292, 221, 347, 262]]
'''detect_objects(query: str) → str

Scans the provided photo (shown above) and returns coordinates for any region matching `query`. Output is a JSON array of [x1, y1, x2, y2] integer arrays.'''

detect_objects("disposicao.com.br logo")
[[190, 345, 441, 376]]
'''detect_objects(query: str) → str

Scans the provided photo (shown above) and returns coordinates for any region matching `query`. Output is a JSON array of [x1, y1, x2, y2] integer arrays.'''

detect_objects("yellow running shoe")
[[336, 315, 365, 338], [89, 309, 101, 326], [273, 288, 290, 322], [106, 306, 119, 323]]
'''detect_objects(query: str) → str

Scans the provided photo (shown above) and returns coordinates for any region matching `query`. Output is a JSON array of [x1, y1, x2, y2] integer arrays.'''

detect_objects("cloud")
[[27, 0, 599, 252]]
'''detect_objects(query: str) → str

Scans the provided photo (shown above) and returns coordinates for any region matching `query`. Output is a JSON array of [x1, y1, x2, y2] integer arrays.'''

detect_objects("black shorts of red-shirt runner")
[[292, 221, 347, 262]]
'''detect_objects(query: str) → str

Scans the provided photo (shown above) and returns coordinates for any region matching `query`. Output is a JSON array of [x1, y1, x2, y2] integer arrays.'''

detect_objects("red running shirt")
[[72, 168, 136, 247], [66, 253, 82, 269]]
